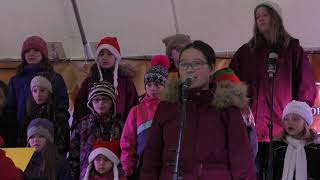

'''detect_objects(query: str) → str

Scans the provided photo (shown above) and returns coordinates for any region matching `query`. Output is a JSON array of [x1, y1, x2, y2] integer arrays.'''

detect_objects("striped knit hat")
[[212, 67, 241, 83], [87, 81, 117, 117]]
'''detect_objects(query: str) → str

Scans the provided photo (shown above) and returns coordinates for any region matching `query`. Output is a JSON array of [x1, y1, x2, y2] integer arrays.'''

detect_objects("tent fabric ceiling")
[[0, 0, 320, 60]]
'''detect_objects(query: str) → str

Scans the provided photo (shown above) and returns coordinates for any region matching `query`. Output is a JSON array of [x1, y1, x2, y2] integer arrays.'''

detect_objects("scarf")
[[281, 136, 307, 180]]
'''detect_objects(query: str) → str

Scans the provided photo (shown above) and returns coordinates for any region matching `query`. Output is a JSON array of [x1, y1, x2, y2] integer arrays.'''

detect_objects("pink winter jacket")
[[120, 94, 160, 176]]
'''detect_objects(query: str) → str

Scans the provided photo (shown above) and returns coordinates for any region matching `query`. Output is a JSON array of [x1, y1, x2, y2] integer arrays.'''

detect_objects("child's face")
[[0, 88, 6, 110], [179, 48, 213, 90], [92, 95, 113, 116], [29, 134, 47, 152], [98, 49, 116, 69], [93, 154, 113, 175], [145, 82, 165, 99], [283, 113, 306, 138], [32, 86, 49, 105], [24, 49, 43, 65]]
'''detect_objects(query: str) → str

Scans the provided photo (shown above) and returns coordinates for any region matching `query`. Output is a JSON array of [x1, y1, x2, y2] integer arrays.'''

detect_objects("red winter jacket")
[[140, 80, 256, 180], [230, 39, 316, 142], [0, 149, 23, 180]]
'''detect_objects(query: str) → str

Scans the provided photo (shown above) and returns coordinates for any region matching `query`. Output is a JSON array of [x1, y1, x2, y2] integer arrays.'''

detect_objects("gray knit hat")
[[162, 34, 191, 57], [27, 118, 54, 143], [30, 75, 53, 93], [87, 81, 117, 117]]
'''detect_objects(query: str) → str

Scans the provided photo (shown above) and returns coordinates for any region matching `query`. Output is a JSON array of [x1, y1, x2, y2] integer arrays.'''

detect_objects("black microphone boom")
[[182, 76, 194, 89]]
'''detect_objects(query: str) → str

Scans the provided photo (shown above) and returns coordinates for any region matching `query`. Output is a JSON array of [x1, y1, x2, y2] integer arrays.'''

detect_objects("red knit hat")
[[84, 140, 121, 180], [21, 36, 48, 60], [95, 37, 122, 94], [212, 67, 241, 84]]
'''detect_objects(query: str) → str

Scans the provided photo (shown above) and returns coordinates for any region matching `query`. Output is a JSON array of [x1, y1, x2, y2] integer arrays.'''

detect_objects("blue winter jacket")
[[5, 65, 69, 145]]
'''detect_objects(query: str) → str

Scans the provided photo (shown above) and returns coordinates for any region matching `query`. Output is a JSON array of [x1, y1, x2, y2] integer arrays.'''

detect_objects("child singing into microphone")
[[140, 40, 256, 180]]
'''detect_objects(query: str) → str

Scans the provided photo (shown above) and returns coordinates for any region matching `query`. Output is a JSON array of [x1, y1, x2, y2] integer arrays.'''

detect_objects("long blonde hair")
[[249, 4, 292, 51]]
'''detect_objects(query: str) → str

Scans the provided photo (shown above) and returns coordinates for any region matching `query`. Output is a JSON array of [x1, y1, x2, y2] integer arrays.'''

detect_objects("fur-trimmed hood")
[[161, 77, 249, 109]]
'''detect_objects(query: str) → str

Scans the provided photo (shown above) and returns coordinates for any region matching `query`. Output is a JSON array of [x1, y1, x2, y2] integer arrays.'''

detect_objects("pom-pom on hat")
[[144, 55, 170, 86], [83, 140, 121, 180], [282, 100, 313, 125], [95, 37, 121, 95], [21, 36, 48, 61]]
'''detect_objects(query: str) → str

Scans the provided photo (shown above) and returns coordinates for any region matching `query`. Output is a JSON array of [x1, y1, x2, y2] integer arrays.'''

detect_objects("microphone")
[[182, 76, 194, 89], [267, 51, 278, 78]]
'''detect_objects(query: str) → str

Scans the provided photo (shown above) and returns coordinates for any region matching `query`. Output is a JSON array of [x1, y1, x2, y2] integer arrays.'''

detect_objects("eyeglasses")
[[92, 97, 110, 103], [179, 60, 208, 70]]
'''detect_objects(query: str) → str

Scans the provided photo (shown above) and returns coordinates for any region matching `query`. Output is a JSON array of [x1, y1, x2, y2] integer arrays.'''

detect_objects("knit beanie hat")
[[83, 140, 120, 180], [95, 37, 121, 94], [282, 100, 313, 125], [21, 36, 48, 61], [256, 1, 282, 17], [87, 81, 117, 117], [162, 34, 191, 57], [144, 55, 170, 86], [27, 118, 54, 144], [212, 67, 241, 84], [30, 75, 53, 93]]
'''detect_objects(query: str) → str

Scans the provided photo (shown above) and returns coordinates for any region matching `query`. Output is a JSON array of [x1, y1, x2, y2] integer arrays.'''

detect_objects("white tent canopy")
[[1, 0, 320, 60]]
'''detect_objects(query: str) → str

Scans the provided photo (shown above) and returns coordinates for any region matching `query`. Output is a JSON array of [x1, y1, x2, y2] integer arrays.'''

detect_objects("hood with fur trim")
[[160, 78, 249, 109]]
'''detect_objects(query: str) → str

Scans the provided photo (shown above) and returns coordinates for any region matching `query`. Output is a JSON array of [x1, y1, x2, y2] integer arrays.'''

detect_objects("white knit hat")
[[83, 141, 120, 180], [282, 100, 313, 125], [95, 37, 121, 95], [256, 1, 282, 17], [30, 75, 52, 93]]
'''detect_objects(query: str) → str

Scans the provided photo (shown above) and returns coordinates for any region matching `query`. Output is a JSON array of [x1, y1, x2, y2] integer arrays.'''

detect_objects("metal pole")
[[70, 0, 94, 62]]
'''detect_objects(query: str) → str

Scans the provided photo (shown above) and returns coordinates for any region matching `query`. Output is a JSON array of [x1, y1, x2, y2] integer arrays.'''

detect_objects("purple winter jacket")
[[140, 80, 256, 180], [230, 39, 317, 142]]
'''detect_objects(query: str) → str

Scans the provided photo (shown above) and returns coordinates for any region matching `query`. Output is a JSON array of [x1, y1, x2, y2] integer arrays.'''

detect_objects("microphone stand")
[[172, 85, 189, 180], [266, 58, 277, 180]]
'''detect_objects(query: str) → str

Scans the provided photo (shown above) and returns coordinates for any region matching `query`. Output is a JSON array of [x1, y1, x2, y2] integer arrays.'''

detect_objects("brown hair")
[[249, 4, 292, 51], [25, 139, 56, 180], [41, 141, 56, 180]]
